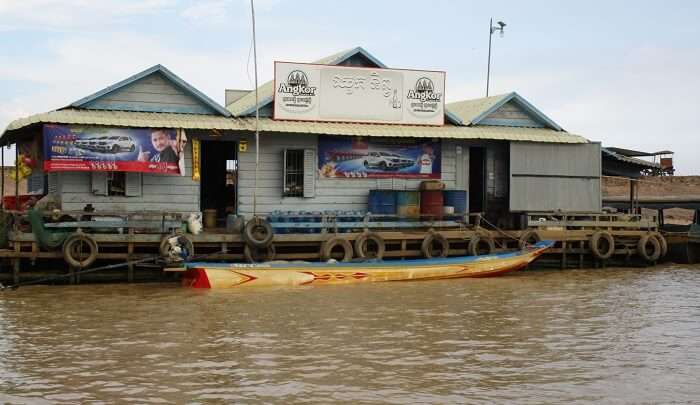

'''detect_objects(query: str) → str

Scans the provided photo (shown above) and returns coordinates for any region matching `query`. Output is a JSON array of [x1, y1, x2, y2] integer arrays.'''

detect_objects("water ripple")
[[0, 265, 699, 403]]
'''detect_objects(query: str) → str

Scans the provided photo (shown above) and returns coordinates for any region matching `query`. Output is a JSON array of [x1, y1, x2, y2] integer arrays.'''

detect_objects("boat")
[[180, 240, 554, 289]]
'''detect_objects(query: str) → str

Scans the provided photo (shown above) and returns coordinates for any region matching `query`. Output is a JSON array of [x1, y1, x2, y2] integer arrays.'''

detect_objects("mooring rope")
[[0, 249, 227, 291], [478, 216, 526, 248]]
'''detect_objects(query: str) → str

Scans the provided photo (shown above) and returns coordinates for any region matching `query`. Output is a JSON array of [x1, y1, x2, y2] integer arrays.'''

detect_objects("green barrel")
[[396, 191, 420, 218]]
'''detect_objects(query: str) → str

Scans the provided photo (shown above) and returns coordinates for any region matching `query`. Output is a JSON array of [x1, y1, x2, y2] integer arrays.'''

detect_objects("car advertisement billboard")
[[43, 124, 186, 175], [318, 136, 441, 179]]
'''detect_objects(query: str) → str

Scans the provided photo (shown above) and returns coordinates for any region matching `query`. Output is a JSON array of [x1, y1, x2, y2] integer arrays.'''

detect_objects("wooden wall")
[[478, 100, 545, 128], [54, 142, 199, 213], [235, 132, 458, 217]]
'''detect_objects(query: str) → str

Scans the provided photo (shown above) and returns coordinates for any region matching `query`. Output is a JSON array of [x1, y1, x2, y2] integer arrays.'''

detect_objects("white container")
[[443, 206, 455, 215], [187, 212, 203, 235]]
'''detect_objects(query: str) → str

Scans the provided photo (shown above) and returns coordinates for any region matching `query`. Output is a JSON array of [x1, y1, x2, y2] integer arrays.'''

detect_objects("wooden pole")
[[1, 146, 5, 206], [14, 144, 19, 211]]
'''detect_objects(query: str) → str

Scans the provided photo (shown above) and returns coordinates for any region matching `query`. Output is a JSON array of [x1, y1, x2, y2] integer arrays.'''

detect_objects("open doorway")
[[200, 140, 237, 225], [469, 147, 486, 213]]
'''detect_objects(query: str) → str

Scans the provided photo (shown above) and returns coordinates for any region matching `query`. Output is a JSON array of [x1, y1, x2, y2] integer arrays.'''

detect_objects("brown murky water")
[[1, 264, 699, 404]]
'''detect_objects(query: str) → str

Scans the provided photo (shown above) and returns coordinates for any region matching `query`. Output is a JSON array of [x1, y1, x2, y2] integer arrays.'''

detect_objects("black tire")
[[355, 232, 385, 260], [468, 235, 495, 256], [63, 233, 98, 269], [518, 230, 541, 250], [243, 217, 274, 248], [590, 231, 615, 260], [129, 144, 135, 152], [363, 161, 369, 168], [379, 161, 387, 170], [651, 232, 668, 259], [111, 144, 119, 153], [159, 234, 194, 261], [637, 234, 661, 262], [321, 237, 353, 262], [421, 232, 449, 258], [244, 244, 276, 263]]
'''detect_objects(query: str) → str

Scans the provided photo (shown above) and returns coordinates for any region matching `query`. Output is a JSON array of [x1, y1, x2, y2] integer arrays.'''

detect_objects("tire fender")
[[63, 233, 98, 269], [160, 233, 194, 261], [354, 232, 386, 260], [637, 234, 661, 262], [321, 237, 353, 262], [518, 230, 541, 250], [590, 231, 615, 260], [421, 232, 449, 258], [244, 243, 276, 263], [468, 235, 495, 256], [243, 217, 274, 248]]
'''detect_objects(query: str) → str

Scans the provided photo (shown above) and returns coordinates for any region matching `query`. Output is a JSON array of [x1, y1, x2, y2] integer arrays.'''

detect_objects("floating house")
[[1, 47, 601, 227]]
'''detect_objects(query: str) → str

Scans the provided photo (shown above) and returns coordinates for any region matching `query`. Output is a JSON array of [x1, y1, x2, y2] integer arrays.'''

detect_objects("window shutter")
[[303, 149, 315, 198], [91, 172, 108, 196], [48, 172, 59, 195], [125, 172, 142, 197]]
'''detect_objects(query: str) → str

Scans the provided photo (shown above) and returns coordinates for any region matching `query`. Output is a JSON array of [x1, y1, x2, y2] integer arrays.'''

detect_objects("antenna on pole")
[[250, 0, 260, 217], [486, 18, 506, 97]]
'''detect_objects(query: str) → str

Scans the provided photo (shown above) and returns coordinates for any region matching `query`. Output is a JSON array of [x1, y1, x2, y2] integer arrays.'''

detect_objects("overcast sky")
[[1, 0, 698, 173]]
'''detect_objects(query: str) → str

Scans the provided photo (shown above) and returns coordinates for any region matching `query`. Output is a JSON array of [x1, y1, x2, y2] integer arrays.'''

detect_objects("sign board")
[[318, 136, 441, 179], [43, 124, 186, 175], [274, 62, 445, 126]]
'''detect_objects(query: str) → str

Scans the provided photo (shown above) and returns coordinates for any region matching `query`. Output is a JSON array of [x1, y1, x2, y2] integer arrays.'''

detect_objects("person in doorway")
[[138, 129, 178, 163]]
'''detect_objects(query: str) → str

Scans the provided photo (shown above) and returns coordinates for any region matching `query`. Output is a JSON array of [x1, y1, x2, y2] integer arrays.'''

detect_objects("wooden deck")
[[0, 211, 691, 285]]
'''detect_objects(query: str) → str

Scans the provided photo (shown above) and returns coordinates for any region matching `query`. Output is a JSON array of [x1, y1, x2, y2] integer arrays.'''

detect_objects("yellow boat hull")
[[181, 241, 552, 289]]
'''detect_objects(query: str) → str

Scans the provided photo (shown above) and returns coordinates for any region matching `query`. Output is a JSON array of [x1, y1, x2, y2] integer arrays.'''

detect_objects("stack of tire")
[[242, 216, 275, 263], [588, 230, 667, 263]]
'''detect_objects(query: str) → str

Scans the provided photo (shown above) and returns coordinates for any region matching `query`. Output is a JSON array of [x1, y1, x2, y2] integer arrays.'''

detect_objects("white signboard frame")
[[273, 61, 446, 126]]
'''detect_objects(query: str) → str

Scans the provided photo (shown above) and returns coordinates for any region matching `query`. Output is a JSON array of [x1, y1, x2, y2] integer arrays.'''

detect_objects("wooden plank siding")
[[83, 73, 217, 115], [56, 142, 200, 213], [50, 131, 505, 218], [236, 132, 458, 217], [479, 100, 544, 128]]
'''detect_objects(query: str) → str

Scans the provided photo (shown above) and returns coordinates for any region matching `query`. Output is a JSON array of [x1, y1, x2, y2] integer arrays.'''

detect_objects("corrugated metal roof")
[[1, 109, 588, 144], [2, 109, 247, 134], [243, 118, 588, 143], [446, 93, 510, 125], [602, 148, 660, 168]]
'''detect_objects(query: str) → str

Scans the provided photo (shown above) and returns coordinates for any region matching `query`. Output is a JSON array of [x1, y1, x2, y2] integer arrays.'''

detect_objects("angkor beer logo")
[[406, 77, 442, 117], [278, 70, 317, 96], [277, 69, 317, 114], [406, 77, 442, 102]]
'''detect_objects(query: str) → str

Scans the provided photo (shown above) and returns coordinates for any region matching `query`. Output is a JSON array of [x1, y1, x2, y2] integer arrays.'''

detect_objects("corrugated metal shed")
[[1, 109, 588, 145]]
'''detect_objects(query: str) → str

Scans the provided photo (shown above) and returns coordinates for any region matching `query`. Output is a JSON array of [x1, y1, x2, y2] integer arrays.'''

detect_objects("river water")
[[1, 264, 699, 404]]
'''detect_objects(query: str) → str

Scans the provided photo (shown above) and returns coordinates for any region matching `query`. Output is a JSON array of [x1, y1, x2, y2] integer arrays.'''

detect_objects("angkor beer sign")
[[274, 61, 445, 126]]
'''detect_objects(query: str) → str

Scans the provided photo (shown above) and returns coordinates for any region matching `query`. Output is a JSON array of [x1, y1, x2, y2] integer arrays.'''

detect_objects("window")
[[283, 149, 304, 197], [108, 171, 126, 196], [92, 171, 141, 197]]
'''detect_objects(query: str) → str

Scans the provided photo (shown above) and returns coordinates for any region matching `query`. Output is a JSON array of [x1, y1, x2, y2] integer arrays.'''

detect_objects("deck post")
[[561, 240, 567, 269], [127, 228, 135, 282], [14, 144, 19, 211]]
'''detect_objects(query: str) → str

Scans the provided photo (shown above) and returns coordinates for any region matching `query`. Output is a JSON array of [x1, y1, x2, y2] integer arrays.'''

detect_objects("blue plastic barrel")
[[368, 190, 396, 215], [443, 190, 468, 214]]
